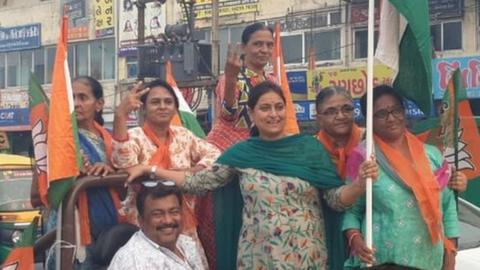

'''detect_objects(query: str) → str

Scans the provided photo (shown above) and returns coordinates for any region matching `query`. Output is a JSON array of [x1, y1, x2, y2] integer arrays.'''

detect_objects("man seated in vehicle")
[[108, 179, 205, 270]]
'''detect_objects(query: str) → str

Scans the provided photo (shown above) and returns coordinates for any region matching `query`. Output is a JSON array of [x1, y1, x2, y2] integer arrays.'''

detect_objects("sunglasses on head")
[[141, 180, 176, 188]]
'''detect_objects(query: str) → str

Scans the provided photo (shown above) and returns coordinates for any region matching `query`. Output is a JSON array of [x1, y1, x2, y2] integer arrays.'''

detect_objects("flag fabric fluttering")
[[28, 73, 49, 207], [375, 0, 433, 115], [0, 218, 38, 270], [165, 61, 206, 138], [46, 16, 82, 208], [413, 69, 480, 206], [272, 23, 299, 135]]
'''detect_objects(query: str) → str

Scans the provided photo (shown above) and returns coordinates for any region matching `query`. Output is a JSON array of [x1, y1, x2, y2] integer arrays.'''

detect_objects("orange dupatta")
[[375, 131, 455, 251], [78, 122, 127, 245], [142, 123, 198, 232], [316, 124, 362, 179]]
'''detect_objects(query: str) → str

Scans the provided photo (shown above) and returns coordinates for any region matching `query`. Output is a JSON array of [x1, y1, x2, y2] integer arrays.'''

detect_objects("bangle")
[[150, 165, 158, 180], [348, 232, 362, 248]]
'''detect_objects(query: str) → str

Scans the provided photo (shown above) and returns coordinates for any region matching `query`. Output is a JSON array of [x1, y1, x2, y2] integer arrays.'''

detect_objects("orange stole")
[[142, 123, 198, 233], [316, 124, 362, 179], [375, 132, 455, 251], [78, 123, 127, 245]]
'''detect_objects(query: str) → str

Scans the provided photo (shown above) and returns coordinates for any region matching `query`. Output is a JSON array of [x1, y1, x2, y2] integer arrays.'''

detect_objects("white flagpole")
[[366, 0, 375, 262]]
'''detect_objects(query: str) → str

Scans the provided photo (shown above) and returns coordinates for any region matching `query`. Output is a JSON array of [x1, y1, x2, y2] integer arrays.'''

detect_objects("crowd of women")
[[50, 22, 469, 270]]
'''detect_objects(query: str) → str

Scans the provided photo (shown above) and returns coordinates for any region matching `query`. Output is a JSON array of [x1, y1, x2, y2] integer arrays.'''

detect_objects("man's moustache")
[[156, 223, 179, 230]]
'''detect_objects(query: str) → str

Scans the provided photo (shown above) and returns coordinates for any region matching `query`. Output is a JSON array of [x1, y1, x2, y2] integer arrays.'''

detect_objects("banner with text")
[[432, 56, 480, 99], [307, 65, 394, 100], [192, 0, 259, 19], [95, 0, 114, 38]]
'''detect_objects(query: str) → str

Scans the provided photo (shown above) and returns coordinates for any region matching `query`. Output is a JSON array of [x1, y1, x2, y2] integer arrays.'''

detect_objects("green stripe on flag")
[[390, 0, 432, 115], [179, 111, 205, 138], [48, 178, 74, 208]]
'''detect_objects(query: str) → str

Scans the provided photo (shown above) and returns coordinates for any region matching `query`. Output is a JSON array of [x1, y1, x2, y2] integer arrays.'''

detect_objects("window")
[[103, 39, 115, 79], [75, 43, 88, 77], [0, 54, 5, 89], [305, 29, 341, 61], [20, 51, 33, 86], [7, 52, 19, 87], [431, 21, 462, 51], [282, 34, 303, 64], [126, 56, 138, 78], [46, 46, 56, 84], [219, 28, 229, 71], [90, 40, 102, 80], [34, 49, 45, 84], [354, 29, 379, 59]]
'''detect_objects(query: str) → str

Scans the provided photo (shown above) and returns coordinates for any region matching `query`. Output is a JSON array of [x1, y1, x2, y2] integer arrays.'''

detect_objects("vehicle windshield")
[[0, 169, 34, 212], [458, 199, 480, 250]]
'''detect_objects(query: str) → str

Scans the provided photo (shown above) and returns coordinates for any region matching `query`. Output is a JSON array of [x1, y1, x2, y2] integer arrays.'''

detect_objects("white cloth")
[[108, 231, 205, 270]]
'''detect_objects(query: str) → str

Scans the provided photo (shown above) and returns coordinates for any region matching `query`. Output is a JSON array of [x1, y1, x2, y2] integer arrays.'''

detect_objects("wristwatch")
[[150, 165, 158, 180]]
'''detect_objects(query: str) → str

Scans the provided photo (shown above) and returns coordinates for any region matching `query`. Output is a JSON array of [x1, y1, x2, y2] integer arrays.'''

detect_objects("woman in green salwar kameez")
[[343, 85, 459, 270]]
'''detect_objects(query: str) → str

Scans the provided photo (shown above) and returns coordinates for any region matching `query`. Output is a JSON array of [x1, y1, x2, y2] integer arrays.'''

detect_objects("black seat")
[[90, 223, 139, 267]]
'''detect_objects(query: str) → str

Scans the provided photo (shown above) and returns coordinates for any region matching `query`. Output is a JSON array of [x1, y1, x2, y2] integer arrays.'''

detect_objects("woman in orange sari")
[[111, 79, 220, 268]]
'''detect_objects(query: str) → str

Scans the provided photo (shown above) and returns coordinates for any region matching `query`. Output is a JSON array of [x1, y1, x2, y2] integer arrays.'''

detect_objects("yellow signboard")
[[307, 65, 394, 100], [193, 0, 259, 19], [95, 0, 114, 38]]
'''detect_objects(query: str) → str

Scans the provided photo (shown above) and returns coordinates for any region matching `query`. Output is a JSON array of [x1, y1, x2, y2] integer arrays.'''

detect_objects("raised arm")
[[113, 81, 149, 141], [223, 43, 242, 108]]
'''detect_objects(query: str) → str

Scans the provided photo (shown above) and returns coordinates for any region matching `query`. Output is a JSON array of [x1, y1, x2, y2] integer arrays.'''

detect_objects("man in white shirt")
[[108, 180, 205, 270]]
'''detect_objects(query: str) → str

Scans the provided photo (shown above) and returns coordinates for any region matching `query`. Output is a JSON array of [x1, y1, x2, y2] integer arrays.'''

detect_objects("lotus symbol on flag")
[[32, 120, 47, 174], [444, 128, 475, 171], [1, 261, 19, 270]]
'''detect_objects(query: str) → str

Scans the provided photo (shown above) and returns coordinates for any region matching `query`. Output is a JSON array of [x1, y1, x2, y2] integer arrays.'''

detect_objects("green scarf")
[[214, 134, 346, 270]]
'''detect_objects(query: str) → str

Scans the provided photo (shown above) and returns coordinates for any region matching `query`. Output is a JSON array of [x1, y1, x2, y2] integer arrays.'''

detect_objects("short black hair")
[[241, 22, 274, 45], [359, 84, 405, 117], [315, 86, 352, 113], [136, 179, 183, 218], [140, 79, 179, 109]]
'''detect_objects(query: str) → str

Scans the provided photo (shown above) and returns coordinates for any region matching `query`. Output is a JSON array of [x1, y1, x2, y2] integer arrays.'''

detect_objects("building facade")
[[0, 0, 478, 151]]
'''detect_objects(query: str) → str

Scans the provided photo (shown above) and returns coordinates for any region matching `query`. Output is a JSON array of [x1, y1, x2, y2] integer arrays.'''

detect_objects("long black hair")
[[73, 76, 105, 125], [248, 81, 286, 136]]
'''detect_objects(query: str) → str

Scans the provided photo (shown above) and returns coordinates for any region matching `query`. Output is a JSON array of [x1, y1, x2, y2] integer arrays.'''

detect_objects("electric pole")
[[211, 0, 220, 77]]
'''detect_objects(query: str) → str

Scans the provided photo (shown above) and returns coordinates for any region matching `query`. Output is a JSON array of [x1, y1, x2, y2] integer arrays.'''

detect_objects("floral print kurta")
[[112, 125, 221, 269], [183, 164, 348, 270]]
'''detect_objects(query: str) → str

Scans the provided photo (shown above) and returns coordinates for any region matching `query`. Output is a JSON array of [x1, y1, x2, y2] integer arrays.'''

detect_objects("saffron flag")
[[272, 23, 299, 135], [47, 16, 82, 208], [375, 0, 433, 115], [0, 218, 38, 270], [28, 73, 49, 207], [413, 69, 480, 206], [165, 61, 206, 138]]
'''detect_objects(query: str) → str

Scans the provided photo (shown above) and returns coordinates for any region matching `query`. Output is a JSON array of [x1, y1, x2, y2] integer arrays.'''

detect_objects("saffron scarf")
[[142, 123, 198, 232], [375, 131, 454, 251], [216, 134, 346, 270], [78, 122, 126, 245], [317, 124, 363, 179]]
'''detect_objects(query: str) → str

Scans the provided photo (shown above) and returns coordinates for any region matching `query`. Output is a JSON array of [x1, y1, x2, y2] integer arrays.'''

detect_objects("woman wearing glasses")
[[111, 79, 221, 268], [126, 81, 379, 269], [314, 86, 363, 270], [342, 85, 459, 269]]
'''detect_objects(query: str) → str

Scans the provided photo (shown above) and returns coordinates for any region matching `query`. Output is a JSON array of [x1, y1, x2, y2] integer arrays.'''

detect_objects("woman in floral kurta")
[[111, 79, 221, 269], [183, 164, 348, 269]]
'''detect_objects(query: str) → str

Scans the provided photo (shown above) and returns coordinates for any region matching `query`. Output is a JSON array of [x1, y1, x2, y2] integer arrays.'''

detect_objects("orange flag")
[[0, 218, 38, 270], [272, 23, 299, 135], [46, 16, 82, 208]]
